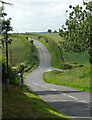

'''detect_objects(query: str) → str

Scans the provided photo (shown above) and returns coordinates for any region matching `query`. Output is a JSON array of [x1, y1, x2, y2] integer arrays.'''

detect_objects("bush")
[[30, 40, 33, 44], [60, 63, 73, 69], [79, 64, 84, 67], [26, 36, 28, 39], [45, 39, 48, 42], [38, 36, 42, 39], [16, 63, 26, 72], [2, 58, 20, 85], [24, 66, 32, 72]]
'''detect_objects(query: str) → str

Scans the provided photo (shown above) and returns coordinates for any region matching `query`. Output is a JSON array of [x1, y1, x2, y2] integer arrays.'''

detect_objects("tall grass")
[[43, 65, 91, 92]]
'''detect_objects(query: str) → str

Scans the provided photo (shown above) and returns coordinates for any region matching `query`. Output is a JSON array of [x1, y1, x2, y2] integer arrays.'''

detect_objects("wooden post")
[[20, 67, 24, 89], [20, 73, 23, 89]]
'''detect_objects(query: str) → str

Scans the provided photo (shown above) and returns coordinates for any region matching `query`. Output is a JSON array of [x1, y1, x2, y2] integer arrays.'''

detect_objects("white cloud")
[[2, 0, 83, 32]]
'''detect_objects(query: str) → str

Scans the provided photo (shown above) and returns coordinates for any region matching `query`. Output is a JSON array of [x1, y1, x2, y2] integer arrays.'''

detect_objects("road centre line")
[[51, 89, 88, 104], [68, 95, 78, 100], [82, 101, 88, 103], [45, 99, 71, 102], [51, 89, 57, 91], [67, 116, 91, 119], [62, 93, 67, 96]]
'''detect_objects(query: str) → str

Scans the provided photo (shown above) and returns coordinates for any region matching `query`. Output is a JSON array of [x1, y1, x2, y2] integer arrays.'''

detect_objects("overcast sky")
[[3, 0, 83, 33]]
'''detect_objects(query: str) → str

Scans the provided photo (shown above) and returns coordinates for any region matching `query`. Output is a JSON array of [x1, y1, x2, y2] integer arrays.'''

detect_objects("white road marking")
[[67, 116, 91, 119], [82, 101, 88, 103], [68, 95, 88, 103], [51, 89, 57, 91], [45, 100, 71, 102], [68, 95, 78, 100], [50, 90, 88, 104], [62, 93, 67, 96]]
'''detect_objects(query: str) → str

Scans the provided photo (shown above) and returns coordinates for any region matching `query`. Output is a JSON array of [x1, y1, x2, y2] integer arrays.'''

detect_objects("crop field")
[[35, 33, 64, 43]]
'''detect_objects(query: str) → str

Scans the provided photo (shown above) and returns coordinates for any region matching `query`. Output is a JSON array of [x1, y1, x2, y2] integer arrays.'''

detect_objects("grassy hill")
[[2, 34, 39, 75], [2, 84, 68, 119]]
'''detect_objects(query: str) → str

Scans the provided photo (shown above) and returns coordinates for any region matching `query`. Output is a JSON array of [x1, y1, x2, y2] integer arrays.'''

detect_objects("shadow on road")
[[33, 90, 83, 96], [48, 101, 91, 118], [32, 90, 91, 119]]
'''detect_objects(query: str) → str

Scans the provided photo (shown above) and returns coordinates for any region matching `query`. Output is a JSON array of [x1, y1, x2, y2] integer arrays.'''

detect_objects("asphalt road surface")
[[25, 39, 92, 120]]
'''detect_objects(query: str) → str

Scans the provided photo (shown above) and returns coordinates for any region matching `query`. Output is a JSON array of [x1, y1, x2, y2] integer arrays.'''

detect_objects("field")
[[35, 33, 64, 43]]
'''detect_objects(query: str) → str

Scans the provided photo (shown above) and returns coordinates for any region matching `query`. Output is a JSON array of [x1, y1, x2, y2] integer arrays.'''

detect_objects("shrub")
[[30, 40, 33, 44], [2, 58, 20, 86], [16, 63, 26, 72], [24, 66, 32, 72], [38, 36, 42, 39], [60, 63, 73, 69], [45, 39, 48, 42], [79, 64, 84, 67], [26, 36, 28, 39]]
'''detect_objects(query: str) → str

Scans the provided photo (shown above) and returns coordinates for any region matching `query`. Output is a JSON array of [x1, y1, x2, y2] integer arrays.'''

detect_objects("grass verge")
[[2, 83, 68, 119], [43, 65, 91, 92]]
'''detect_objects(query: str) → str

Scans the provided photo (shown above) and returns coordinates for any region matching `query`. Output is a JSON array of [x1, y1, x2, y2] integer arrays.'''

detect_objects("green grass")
[[2, 34, 39, 75], [2, 83, 68, 119], [36, 33, 64, 43], [65, 51, 90, 65], [43, 65, 91, 92]]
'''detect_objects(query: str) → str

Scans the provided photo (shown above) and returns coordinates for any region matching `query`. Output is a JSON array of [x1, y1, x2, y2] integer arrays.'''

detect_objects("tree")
[[54, 30, 57, 33], [59, 1, 92, 63], [48, 29, 52, 33], [0, 1, 13, 90]]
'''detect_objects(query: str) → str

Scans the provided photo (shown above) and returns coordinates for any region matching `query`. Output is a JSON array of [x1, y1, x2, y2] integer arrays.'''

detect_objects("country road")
[[25, 39, 91, 120]]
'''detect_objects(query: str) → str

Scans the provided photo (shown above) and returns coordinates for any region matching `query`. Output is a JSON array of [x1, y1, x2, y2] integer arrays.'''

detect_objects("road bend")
[[25, 39, 91, 120]]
